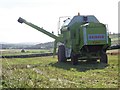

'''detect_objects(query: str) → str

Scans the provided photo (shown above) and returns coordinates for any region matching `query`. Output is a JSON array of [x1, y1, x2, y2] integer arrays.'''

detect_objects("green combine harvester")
[[18, 13, 111, 65]]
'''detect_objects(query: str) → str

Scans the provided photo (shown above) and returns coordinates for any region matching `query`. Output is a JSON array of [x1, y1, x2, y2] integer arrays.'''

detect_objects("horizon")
[[1, 32, 119, 44]]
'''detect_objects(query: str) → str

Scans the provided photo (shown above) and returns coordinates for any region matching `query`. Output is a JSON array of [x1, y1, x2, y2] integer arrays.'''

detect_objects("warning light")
[[78, 12, 80, 16]]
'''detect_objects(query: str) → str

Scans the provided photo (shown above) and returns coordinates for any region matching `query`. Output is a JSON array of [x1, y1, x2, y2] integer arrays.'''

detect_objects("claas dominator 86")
[[18, 13, 111, 65]]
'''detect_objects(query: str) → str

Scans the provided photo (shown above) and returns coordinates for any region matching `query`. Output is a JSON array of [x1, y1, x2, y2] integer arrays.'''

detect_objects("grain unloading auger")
[[18, 17, 62, 57], [18, 13, 111, 65]]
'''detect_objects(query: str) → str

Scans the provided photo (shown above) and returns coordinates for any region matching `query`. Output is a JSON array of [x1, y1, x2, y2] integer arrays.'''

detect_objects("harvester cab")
[[18, 13, 111, 65]]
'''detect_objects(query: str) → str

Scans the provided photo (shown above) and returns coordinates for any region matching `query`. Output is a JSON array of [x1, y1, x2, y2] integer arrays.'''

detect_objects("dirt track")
[[1, 49, 119, 59], [107, 49, 120, 55], [1, 53, 54, 58]]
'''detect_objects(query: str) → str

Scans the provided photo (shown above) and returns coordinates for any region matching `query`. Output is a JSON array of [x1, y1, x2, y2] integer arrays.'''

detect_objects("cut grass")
[[1, 55, 119, 88]]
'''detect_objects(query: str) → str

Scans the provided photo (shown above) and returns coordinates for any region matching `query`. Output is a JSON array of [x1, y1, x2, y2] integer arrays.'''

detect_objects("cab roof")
[[68, 15, 100, 27]]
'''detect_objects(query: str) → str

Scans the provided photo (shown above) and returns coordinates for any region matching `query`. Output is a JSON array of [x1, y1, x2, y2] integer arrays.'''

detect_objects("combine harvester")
[[18, 13, 111, 65]]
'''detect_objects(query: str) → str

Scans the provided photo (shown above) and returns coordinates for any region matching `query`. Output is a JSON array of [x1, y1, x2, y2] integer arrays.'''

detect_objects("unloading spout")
[[18, 17, 26, 24], [17, 17, 58, 39]]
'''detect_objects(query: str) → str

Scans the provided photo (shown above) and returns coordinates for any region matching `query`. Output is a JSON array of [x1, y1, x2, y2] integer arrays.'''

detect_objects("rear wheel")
[[58, 45, 67, 62], [100, 51, 108, 64]]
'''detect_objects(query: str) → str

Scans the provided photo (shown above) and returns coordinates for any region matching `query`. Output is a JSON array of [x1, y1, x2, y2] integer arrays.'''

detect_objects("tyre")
[[100, 52, 108, 64], [71, 52, 78, 65], [58, 45, 67, 62]]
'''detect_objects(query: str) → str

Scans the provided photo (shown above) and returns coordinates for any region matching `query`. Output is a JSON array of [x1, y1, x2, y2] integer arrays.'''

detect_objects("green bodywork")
[[18, 15, 111, 60], [61, 21, 111, 59]]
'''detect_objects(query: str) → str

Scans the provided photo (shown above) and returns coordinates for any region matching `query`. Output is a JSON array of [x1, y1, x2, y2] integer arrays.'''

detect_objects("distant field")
[[1, 49, 52, 56], [109, 34, 120, 45], [1, 54, 119, 88]]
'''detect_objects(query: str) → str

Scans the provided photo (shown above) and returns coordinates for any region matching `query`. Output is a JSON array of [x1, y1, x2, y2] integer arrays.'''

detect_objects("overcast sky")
[[0, 0, 119, 44]]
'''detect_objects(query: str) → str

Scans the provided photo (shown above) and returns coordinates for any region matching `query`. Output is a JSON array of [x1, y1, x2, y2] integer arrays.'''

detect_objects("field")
[[1, 49, 119, 88], [1, 49, 52, 56], [109, 34, 120, 45]]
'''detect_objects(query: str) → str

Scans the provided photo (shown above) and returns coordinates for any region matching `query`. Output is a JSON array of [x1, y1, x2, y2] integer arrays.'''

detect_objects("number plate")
[[88, 34, 105, 40]]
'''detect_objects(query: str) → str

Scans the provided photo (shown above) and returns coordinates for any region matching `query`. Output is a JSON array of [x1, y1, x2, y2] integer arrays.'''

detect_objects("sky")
[[0, 0, 119, 44]]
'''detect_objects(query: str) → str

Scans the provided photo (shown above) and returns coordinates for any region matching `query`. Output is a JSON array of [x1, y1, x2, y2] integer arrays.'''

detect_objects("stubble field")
[[1, 49, 119, 88]]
